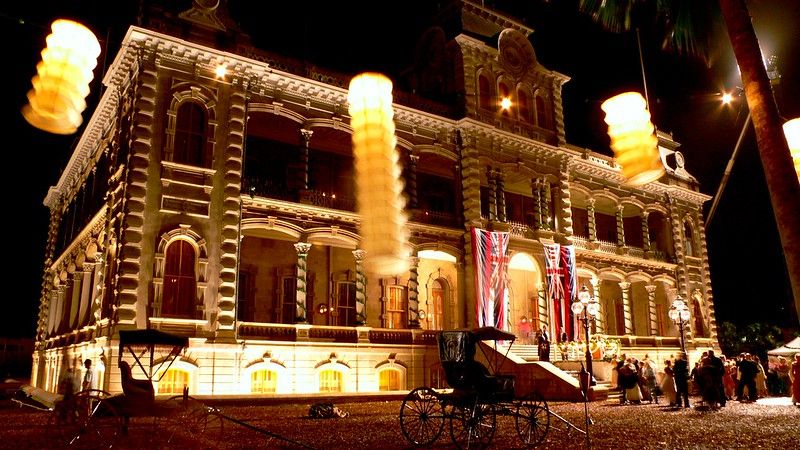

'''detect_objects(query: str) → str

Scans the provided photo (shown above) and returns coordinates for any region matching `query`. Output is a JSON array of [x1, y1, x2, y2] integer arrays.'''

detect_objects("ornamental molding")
[[575, 247, 677, 272], [49, 206, 108, 273]]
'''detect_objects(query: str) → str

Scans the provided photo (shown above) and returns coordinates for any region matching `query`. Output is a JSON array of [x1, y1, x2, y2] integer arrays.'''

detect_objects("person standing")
[[707, 350, 726, 407], [790, 353, 800, 407], [736, 353, 758, 402], [661, 359, 677, 406], [537, 326, 551, 362], [674, 353, 690, 408], [82, 359, 94, 391]]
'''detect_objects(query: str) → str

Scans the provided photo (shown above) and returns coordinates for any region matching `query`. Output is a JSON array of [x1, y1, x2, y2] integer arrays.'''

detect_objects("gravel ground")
[[1, 395, 798, 449]]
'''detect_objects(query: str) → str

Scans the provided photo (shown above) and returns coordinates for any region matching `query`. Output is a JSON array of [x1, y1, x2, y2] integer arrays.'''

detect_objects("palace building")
[[32, 0, 719, 397]]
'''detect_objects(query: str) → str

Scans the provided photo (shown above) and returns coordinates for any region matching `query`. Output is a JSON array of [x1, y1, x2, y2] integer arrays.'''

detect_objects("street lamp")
[[571, 285, 600, 387], [668, 296, 691, 354]]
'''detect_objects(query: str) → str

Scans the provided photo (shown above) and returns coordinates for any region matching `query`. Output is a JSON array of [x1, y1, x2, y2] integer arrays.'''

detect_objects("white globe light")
[[587, 302, 600, 317], [571, 301, 584, 315]]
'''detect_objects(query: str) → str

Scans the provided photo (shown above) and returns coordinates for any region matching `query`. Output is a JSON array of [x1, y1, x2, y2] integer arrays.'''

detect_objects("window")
[[319, 369, 343, 392], [334, 282, 357, 326], [536, 95, 549, 129], [237, 270, 254, 322], [478, 74, 492, 110], [518, 88, 533, 123], [378, 369, 402, 391], [386, 286, 407, 329], [430, 364, 447, 389], [173, 102, 207, 167], [498, 82, 511, 115], [162, 240, 197, 318], [614, 299, 625, 335], [157, 368, 190, 395], [430, 280, 445, 330], [281, 276, 298, 324], [683, 222, 695, 257], [656, 303, 665, 336], [251, 369, 278, 394]]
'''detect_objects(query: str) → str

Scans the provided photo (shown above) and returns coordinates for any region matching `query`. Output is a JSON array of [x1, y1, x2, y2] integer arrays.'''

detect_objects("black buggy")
[[399, 327, 553, 449]]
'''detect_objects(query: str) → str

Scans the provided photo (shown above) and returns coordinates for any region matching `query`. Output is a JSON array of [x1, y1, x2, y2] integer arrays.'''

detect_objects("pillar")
[[294, 242, 312, 323], [616, 204, 625, 247], [496, 170, 507, 222], [619, 281, 633, 334], [407, 154, 419, 209], [646, 284, 658, 336], [590, 277, 604, 333], [353, 249, 367, 325], [408, 256, 420, 328], [486, 168, 497, 221], [641, 211, 651, 253], [299, 129, 313, 190], [587, 198, 597, 242]]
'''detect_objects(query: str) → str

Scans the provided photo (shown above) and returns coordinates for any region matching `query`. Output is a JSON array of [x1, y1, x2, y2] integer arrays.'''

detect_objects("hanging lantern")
[[601, 92, 664, 186], [22, 19, 101, 135], [348, 73, 410, 276], [783, 118, 800, 182]]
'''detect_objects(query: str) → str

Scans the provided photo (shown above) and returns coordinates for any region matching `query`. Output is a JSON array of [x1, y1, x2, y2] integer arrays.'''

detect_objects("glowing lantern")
[[783, 118, 800, 181], [601, 92, 665, 186], [22, 19, 101, 135], [348, 73, 410, 276]]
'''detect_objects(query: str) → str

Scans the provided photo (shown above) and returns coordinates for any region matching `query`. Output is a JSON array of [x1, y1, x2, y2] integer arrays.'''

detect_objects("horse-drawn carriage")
[[400, 327, 587, 449], [16, 329, 222, 448]]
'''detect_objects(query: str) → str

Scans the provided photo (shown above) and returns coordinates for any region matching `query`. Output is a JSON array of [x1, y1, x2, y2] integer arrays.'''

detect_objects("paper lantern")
[[601, 92, 664, 186], [22, 19, 101, 135], [783, 118, 800, 181], [348, 73, 410, 276]]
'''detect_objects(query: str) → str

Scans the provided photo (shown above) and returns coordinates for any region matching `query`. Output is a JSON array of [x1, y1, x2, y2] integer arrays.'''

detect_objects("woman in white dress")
[[661, 359, 677, 406]]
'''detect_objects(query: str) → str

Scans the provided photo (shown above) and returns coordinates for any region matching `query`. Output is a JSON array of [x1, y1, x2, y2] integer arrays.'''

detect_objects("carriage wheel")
[[515, 393, 550, 447], [55, 392, 123, 449], [449, 401, 496, 450], [399, 387, 446, 446], [160, 395, 224, 446]]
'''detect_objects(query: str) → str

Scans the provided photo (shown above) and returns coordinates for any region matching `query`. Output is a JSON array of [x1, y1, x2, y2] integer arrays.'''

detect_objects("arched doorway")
[[507, 252, 543, 343]]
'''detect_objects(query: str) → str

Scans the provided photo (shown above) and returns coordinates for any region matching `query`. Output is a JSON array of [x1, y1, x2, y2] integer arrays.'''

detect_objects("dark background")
[[1, 0, 797, 340]]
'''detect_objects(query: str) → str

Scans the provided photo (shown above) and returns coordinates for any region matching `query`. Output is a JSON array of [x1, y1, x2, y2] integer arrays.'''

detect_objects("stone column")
[[486, 168, 497, 221], [294, 242, 312, 323], [90, 255, 105, 324], [616, 205, 626, 247], [408, 154, 420, 209], [646, 284, 658, 336], [531, 179, 543, 230], [587, 198, 597, 242], [408, 256, 420, 328], [668, 195, 688, 297], [619, 281, 633, 334], [557, 159, 573, 239], [353, 249, 367, 325], [496, 170, 507, 222], [695, 211, 719, 344], [299, 129, 313, 190], [590, 277, 604, 333], [542, 180, 552, 230], [79, 263, 94, 328], [641, 211, 651, 253]]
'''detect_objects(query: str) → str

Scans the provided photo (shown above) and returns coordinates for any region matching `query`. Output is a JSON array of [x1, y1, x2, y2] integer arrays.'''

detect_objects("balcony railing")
[[410, 209, 459, 228], [236, 322, 435, 345], [299, 190, 356, 212]]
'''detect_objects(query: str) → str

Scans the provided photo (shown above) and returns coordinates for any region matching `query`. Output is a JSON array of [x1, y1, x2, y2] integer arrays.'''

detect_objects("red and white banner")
[[471, 228, 509, 330], [543, 243, 577, 340]]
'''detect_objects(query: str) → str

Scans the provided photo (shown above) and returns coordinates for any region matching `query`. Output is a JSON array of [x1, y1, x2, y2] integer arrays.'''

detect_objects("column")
[[90, 255, 105, 324], [646, 284, 658, 335], [79, 263, 94, 328], [353, 249, 367, 325], [557, 159, 573, 237], [408, 256, 420, 328], [299, 129, 313, 190], [486, 168, 497, 221], [294, 242, 312, 323], [407, 154, 419, 209], [615, 204, 625, 247], [587, 198, 597, 242], [495, 170, 507, 222], [531, 179, 543, 230], [641, 211, 651, 253], [619, 281, 633, 334], [542, 180, 552, 230], [590, 277, 604, 333]]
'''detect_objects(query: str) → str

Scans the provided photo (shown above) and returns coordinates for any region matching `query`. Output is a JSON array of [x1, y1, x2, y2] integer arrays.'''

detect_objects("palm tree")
[[578, 0, 800, 323]]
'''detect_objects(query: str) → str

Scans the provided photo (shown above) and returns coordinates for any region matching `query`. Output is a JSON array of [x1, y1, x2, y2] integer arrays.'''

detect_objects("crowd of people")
[[610, 351, 800, 409]]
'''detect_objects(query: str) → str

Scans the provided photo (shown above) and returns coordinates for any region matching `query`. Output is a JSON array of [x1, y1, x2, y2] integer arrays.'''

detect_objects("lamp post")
[[571, 285, 600, 387], [668, 296, 691, 354]]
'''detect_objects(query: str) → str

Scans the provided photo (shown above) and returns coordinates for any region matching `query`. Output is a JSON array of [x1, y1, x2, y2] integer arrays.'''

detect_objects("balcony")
[[236, 323, 436, 345], [410, 209, 460, 228], [243, 177, 356, 213]]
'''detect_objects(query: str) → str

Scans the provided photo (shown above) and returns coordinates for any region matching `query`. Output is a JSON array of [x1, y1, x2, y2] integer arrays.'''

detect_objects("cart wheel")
[[56, 392, 123, 449], [449, 401, 496, 450], [399, 387, 445, 447], [515, 393, 550, 447], [161, 395, 224, 447]]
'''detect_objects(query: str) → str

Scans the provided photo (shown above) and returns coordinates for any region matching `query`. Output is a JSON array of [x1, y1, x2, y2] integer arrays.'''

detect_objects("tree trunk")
[[719, 0, 800, 323]]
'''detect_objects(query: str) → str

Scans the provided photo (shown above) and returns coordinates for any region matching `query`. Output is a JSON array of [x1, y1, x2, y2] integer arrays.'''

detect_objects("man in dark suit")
[[537, 326, 551, 362], [674, 353, 691, 408], [707, 350, 726, 407]]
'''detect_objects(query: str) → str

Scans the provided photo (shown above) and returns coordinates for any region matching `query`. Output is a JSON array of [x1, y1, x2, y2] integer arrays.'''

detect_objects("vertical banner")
[[543, 243, 578, 340], [471, 228, 510, 329]]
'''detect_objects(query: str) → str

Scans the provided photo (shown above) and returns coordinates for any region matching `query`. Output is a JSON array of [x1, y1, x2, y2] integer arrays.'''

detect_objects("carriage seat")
[[442, 360, 516, 400], [119, 361, 155, 405]]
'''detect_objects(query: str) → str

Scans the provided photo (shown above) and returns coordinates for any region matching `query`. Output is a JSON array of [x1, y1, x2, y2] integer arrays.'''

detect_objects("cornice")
[[575, 247, 678, 273]]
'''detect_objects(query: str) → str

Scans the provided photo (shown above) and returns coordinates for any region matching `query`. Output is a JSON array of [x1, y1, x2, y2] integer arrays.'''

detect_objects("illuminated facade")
[[32, 1, 719, 396]]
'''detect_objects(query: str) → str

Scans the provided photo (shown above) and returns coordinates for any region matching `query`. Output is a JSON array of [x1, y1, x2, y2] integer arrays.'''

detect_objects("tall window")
[[251, 369, 278, 394], [334, 282, 356, 326], [478, 74, 491, 110], [536, 95, 549, 129], [386, 286, 407, 329], [430, 280, 445, 330], [614, 299, 625, 335], [162, 240, 197, 318], [683, 222, 695, 257], [237, 270, 254, 322], [281, 276, 298, 324], [173, 102, 207, 167], [157, 368, 190, 395], [378, 369, 402, 391], [518, 88, 533, 123], [498, 82, 511, 115], [319, 369, 343, 392]]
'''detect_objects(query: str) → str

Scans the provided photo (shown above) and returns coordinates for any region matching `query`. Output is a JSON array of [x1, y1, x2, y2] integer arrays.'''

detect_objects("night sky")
[[1, 0, 797, 339]]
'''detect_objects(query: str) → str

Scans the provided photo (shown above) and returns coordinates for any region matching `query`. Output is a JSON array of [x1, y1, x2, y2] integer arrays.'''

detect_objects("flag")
[[471, 228, 509, 329], [543, 243, 578, 340]]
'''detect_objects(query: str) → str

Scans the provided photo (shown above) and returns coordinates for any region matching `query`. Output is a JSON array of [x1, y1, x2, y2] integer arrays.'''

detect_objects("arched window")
[[478, 74, 492, 111], [683, 222, 695, 257], [378, 368, 402, 391], [251, 369, 278, 394], [386, 286, 407, 329], [535, 95, 549, 129], [162, 240, 197, 318], [319, 369, 343, 392], [518, 88, 533, 123], [157, 368, 191, 395], [173, 102, 208, 167], [498, 82, 511, 115], [429, 279, 445, 330]]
